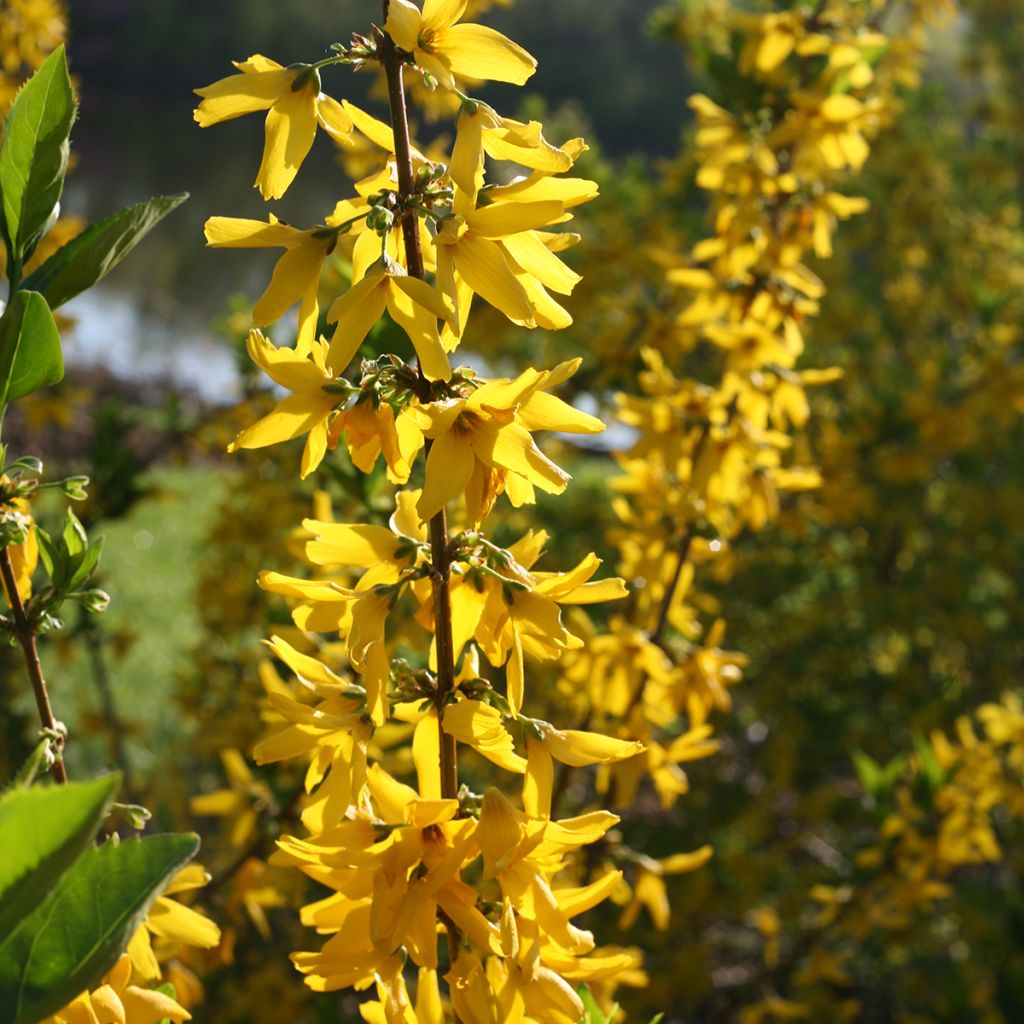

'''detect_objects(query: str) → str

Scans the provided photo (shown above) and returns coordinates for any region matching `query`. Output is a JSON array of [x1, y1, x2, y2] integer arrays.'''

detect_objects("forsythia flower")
[[384, 0, 537, 91], [205, 202, 365, 351], [227, 331, 344, 479], [412, 360, 604, 522], [194, 55, 352, 199], [45, 954, 190, 1023], [327, 256, 454, 381]]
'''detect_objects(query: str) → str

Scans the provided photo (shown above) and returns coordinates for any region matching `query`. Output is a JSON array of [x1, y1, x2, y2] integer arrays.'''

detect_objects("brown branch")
[[1, 546, 67, 783], [379, 4, 464, 976]]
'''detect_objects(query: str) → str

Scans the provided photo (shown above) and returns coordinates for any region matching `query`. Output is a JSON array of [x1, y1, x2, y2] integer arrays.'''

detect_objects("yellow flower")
[[326, 256, 454, 381], [278, 766, 502, 993], [228, 331, 344, 479], [205, 201, 364, 351], [0, 495, 37, 604], [433, 176, 577, 343], [329, 397, 425, 485], [412, 360, 604, 523], [44, 954, 191, 1024], [384, 0, 536, 92], [440, 531, 626, 713], [125, 865, 221, 984], [189, 748, 272, 850], [194, 55, 353, 199]]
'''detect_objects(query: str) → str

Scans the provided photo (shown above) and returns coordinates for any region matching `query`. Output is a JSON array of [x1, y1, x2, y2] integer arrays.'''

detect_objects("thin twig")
[[1, 546, 67, 783]]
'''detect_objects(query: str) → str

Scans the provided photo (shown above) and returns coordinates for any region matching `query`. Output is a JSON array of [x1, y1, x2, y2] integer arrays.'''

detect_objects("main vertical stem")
[[378, 11, 459, 804], [1, 546, 67, 783], [379, 11, 463, 975]]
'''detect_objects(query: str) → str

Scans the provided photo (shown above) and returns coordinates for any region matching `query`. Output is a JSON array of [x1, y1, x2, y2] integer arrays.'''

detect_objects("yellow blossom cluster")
[[538, 0, 956, 953], [0, 0, 65, 111], [195, 1, 656, 1017], [740, 692, 1024, 1023]]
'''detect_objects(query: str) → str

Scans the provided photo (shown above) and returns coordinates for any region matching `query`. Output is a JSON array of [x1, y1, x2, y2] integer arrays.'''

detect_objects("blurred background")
[[4, 0, 1024, 1022]]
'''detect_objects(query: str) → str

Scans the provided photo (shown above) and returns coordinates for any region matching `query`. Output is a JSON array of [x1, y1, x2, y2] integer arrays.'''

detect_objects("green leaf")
[[0, 832, 199, 1024], [851, 748, 880, 795], [22, 193, 189, 309], [0, 775, 120, 939], [34, 525, 58, 579], [577, 984, 619, 1024], [61, 508, 86, 559], [68, 536, 103, 591], [0, 290, 63, 408], [0, 45, 76, 265]]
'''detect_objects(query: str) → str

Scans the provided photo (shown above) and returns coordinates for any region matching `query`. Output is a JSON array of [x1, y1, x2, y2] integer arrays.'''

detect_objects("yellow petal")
[[442, 698, 526, 774], [437, 23, 537, 85], [384, 0, 422, 54], [450, 106, 487, 197], [414, 968, 444, 1024], [252, 239, 326, 325], [120, 985, 192, 1024], [387, 280, 453, 381], [229, 393, 333, 453], [517, 390, 603, 434], [368, 761, 419, 823], [391, 274, 456, 321], [263, 635, 346, 690], [470, 419, 568, 495], [145, 897, 221, 948], [126, 926, 160, 982], [542, 727, 645, 767], [448, 581, 487, 663], [303, 522, 402, 566], [342, 100, 397, 152], [417, 431, 475, 522], [477, 789, 522, 878], [423, 0, 467, 30], [507, 626, 525, 715], [454, 234, 534, 324], [316, 93, 353, 143], [501, 231, 581, 295], [661, 845, 714, 874], [257, 84, 319, 199], [756, 29, 795, 73], [204, 215, 299, 248], [413, 711, 442, 800], [244, 328, 328, 392], [468, 201, 565, 239], [523, 737, 553, 818], [194, 66, 292, 126], [326, 272, 389, 373]]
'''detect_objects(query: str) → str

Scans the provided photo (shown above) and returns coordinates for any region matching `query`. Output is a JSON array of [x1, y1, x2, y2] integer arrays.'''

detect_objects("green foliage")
[[851, 748, 905, 802], [0, 291, 63, 409], [0, 45, 76, 268], [23, 192, 189, 309], [577, 984, 620, 1023], [0, 829, 199, 1024], [0, 774, 119, 938]]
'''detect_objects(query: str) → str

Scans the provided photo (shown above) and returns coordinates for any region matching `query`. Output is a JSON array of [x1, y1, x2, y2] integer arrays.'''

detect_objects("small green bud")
[[367, 205, 396, 235], [80, 589, 111, 614], [111, 802, 152, 830], [62, 475, 90, 501]]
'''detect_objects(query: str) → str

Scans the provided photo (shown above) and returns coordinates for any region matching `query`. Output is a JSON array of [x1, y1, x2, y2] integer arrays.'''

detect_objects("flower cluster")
[[197, 1, 644, 1017]]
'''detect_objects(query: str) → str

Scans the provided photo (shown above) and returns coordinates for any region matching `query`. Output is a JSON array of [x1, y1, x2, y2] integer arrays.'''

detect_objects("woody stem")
[[1, 546, 67, 783], [380, 2, 464, 966]]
